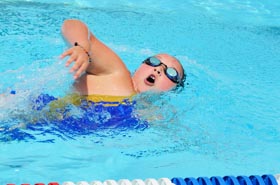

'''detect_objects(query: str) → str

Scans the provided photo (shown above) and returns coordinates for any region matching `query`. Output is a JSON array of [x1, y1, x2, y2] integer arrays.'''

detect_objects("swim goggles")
[[143, 56, 181, 84]]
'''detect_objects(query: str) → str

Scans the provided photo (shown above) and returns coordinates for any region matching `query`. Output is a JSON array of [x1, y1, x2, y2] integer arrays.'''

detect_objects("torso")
[[74, 72, 137, 96]]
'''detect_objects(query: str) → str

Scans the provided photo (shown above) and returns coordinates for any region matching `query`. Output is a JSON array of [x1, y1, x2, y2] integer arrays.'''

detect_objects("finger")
[[70, 54, 89, 72], [69, 57, 83, 72], [60, 48, 73, 59], [65, 54, 78, 67], [74, 63, 89, 79]]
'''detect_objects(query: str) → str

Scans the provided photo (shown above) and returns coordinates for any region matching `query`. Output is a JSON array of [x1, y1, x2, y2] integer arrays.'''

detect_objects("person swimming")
[[3, 19, 186, 106], [60, 19, 186, 99], [0, 19, 187, 141]]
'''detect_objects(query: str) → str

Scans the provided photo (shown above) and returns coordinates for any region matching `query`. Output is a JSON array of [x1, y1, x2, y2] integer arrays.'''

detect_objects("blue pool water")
[[1, 0, 280, 184]]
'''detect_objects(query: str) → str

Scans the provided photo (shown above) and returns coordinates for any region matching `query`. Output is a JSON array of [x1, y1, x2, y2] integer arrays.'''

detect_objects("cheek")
[[134, 65, 150, 77], [156, 76, 176, 91]]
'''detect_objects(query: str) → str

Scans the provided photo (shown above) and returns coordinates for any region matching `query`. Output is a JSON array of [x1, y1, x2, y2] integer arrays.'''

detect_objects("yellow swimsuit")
[[49, 93, 135, 110], [84, 94, 135, 105]]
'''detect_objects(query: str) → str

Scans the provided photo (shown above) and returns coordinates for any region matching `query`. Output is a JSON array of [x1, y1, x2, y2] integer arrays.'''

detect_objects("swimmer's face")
[[132, 54, 184, 93]]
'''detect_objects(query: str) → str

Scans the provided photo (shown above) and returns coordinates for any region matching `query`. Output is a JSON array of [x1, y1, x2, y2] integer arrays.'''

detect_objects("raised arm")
[[60, 19, 128, 79]]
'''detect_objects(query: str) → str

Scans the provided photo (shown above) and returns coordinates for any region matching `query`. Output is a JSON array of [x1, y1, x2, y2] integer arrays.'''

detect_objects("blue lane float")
[[171, 174, 278, 185], [185, 177, 200, 185], [262, 175, 278, 185], [237, 176, 253, 185], [172, 178, 186, 185], [249, 176, 265, 185], [210, 176, 226, 185], [223, 176, 240, 185], [197, 177, 212, 185]]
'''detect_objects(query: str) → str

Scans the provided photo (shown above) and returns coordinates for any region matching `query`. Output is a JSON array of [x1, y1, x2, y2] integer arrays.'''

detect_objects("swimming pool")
[[0, 0, 280, 184]]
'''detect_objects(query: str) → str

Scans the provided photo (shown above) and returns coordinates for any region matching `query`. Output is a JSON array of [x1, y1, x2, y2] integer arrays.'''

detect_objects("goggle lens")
[[166, 68, 177, 77], [149, 57, 161, 66]]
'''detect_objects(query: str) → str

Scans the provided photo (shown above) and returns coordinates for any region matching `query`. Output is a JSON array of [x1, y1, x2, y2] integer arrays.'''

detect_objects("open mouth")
[[145, 74, 156, 86]]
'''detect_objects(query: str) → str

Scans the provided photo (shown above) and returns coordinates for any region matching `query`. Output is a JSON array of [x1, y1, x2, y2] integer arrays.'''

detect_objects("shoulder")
[[75, 72, 136, 96]]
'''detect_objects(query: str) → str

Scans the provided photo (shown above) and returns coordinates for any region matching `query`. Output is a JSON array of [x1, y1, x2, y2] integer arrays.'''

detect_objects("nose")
[[154, 68, 162, 75], [154, 64, 166, 73]]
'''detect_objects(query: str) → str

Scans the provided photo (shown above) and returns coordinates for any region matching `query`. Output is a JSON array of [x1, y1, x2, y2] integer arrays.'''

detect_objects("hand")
[[60, 46, 90, 79]]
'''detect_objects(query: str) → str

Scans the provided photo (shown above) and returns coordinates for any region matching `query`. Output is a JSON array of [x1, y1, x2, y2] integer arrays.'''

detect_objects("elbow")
[[61, 19, 77, 34]]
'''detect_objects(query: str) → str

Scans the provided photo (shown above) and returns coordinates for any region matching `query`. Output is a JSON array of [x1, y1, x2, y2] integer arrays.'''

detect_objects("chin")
[[137, 86, 154, 93]]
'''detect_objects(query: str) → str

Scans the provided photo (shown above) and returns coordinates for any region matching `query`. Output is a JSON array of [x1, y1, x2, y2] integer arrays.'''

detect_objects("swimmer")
[[60, 19, 185, 97]]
